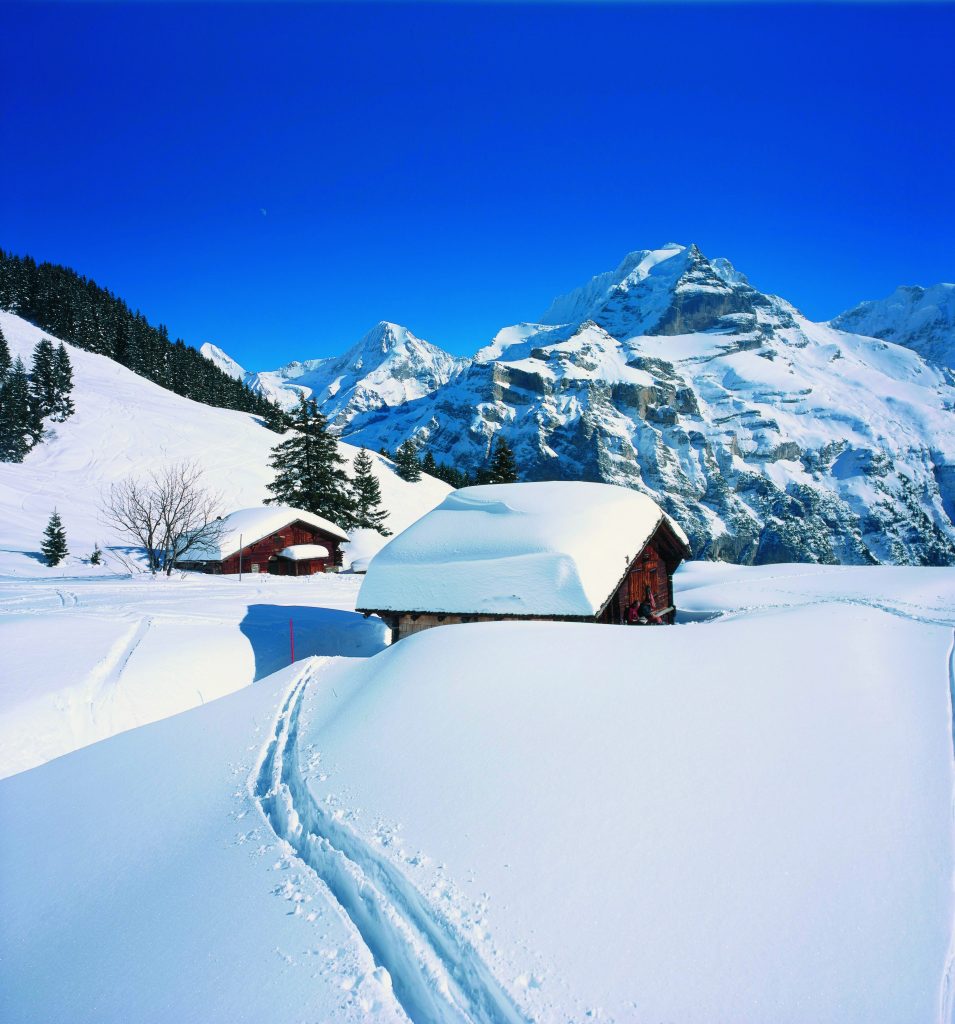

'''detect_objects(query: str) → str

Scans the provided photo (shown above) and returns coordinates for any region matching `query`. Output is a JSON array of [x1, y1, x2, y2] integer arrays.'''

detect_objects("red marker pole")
[[289, 618, 295, 664]]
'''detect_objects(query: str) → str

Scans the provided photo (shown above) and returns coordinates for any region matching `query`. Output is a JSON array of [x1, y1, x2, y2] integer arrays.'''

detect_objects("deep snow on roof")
[[191, 506, 348, 560], [278, 544, 330, 561], [357, 481, 689, 617]]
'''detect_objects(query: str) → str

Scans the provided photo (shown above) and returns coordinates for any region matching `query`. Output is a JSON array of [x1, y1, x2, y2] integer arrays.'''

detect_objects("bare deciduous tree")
[[102, 461, 224, 575]]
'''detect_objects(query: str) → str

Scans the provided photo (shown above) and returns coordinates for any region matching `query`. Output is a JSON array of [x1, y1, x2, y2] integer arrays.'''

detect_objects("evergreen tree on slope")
[[486, 435, 518, 484], [29, 337, 57, 418], [0, 325, 10, 379], [51, 343, 75, 422], [41, 509, 68, 567], [266, 394, 356, 528], [395, 439, 422, 482], [0, 357, 42, 462], [351, 449, 391, 535]]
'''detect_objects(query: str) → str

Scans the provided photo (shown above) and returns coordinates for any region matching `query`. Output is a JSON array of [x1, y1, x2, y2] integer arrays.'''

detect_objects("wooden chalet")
[[356, 481, 691, 642], [176, 506, 348, 576]]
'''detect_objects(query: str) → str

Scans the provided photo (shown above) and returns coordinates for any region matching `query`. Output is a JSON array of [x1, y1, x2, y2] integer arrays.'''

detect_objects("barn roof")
[[356, 482, 690, 618], [189, 505, 348, 561]]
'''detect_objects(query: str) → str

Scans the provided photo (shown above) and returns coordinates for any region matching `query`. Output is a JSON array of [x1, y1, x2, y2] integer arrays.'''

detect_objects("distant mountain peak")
[[830, 282, 955, 369], [199, 342, 246, 381], [538, 243, 777, 340]]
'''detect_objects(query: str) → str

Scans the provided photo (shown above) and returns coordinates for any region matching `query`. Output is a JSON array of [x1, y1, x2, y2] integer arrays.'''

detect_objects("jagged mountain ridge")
[[831, 283, 955, 369], [202, 244, 955, 565], [342, 245, 955, 566]]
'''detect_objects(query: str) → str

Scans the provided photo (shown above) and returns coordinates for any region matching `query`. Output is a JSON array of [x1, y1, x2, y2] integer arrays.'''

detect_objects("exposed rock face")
[[831, 283, 955, 369], [336, 245, 955, 567]]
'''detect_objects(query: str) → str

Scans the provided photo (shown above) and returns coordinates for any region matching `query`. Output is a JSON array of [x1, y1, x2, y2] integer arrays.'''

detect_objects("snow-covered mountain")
[[338, 244, 955, 566], [199, 341, 247, 381], [213, 321, 468, 429], [830, 283, 955, 369]]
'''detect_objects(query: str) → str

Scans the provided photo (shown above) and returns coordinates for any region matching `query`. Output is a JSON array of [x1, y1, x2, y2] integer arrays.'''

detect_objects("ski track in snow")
[[81, 614, 152, 728], [700, 594, 955, 630], [254, 673, 531, 1024]]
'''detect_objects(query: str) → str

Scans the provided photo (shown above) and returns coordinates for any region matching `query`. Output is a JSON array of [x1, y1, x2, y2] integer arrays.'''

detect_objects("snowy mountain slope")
[[4, 564, 952, 1023], [0, 309, 451, 574], [234, 321, 468, 430], [339, 245, 955, 567], [830, 282, 955, 369]]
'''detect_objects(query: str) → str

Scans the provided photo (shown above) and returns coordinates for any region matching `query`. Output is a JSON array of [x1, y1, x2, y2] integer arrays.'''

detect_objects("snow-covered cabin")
[[356, 482, 691, 641], [176, 506, 348, 576]]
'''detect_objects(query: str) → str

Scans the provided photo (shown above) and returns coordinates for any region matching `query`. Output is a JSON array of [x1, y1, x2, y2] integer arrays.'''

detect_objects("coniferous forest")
[[0, 249, 288, 430]]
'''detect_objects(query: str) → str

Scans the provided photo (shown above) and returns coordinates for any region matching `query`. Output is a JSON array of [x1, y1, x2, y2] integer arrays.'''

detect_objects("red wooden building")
[[357, 482, 692, 642], [176, 506, 348, 576]]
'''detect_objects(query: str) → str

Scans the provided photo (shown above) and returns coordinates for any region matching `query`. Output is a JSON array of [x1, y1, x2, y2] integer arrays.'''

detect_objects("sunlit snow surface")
[[2, 563, 953, 1023]]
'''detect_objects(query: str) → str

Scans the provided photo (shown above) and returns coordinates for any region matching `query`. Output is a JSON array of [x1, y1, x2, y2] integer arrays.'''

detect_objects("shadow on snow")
[[240, 603, 388, 681]]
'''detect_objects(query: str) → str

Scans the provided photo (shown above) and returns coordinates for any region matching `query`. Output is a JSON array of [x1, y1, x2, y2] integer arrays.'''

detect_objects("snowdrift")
[[290, 588, 955, 1023]]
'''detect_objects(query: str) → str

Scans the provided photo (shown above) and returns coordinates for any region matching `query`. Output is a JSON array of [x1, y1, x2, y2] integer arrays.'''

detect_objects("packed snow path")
[[255, 670, 530, 1024]]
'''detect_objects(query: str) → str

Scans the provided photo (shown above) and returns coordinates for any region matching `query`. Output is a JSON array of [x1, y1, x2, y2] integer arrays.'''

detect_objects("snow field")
[[0, 661, 408, 1024], [0, 571, 385, 778], [286, 586, 955, 1023], [0, 564, 953, 1023]]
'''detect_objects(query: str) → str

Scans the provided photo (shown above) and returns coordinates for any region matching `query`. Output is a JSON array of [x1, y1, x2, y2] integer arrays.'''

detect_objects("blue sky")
[[2, 3, 953, 367]]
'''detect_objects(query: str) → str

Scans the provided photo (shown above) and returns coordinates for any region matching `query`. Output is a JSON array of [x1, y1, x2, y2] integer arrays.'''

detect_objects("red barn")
[[357, 481, 691, 642], [176, 506, 348, 576]]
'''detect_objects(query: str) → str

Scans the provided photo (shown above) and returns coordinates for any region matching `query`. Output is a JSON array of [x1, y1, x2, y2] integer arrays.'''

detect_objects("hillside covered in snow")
[[0, 310, 450, 575]]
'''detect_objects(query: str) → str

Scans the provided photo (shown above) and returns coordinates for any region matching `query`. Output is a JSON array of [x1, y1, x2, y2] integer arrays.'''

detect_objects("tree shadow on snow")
[[240, 603, 389, 681]]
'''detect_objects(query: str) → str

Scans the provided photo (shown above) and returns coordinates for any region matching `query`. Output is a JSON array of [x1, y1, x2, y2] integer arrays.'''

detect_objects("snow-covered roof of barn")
[[356, 482, 690, 618], [190, 505, 348, 560]]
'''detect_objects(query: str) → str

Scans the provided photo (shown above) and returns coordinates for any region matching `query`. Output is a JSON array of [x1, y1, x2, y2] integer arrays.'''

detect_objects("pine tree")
[[395, 439, 422, 482], [486, 435, 518, 484], [29, 337, 57, 417], [266, 395, 356, 527], [50, 343, 75, 421], [378, 446, 392, 460], [0, 357, 41, 462], [351, 449, 391, 535], [421, 450, 438, 477], [89, 543, 103, 565], [0, 325, 10, 379], [41, 509, 68, 567], [432, 461, 470, 489]]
